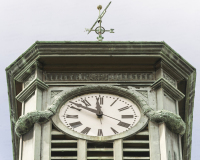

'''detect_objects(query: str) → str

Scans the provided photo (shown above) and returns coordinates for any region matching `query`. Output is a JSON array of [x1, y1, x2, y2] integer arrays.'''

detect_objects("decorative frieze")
[[44, 72, 155, 82]]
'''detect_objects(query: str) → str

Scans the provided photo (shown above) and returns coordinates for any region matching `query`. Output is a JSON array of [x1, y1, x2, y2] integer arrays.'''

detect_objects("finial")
[[97, 5, 102, 10]]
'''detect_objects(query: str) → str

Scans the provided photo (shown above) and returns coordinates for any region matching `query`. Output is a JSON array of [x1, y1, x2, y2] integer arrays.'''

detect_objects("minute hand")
[[103, 114, 121, 121], [69, 101, 97, 114], [96, 98, 103, 115]]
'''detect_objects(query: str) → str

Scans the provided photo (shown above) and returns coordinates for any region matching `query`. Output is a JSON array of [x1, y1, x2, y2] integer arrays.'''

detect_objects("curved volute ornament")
[[129, 86, 186, 135], [15, 85, 186, 137], [146, 110, 186, 135], [15, 110, 53, 137]]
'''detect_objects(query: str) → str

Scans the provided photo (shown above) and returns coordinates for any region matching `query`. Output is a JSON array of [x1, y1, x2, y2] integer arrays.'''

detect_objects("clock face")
[[59, 93, 141, 137]]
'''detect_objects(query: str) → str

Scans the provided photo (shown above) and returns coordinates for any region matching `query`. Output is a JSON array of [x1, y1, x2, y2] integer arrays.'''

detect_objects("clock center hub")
[[96, 112, 103, 118]]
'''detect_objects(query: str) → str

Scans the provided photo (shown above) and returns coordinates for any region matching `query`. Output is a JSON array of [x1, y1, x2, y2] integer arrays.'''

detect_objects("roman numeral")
[[122, 115, 133, 118], [81, 127, 91, 134], [96, 95, 104, 105], [118, 106, 130, 112], [66, 115, 78, 119], [100, 96, 103, 105], [111, 127, 118, 134], [69, 121, 82, 128], [81, 98, 91, 107], [117, 121, 130, 128], [97, 129, 103, 136], [110, 98, 119, 106]]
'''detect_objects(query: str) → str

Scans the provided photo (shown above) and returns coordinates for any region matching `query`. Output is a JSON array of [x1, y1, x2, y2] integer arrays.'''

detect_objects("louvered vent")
[[51, 125, 150, 160], [87, 142, 113, 160], [123, 126, 150, 160], [51, 125, 77, 160]]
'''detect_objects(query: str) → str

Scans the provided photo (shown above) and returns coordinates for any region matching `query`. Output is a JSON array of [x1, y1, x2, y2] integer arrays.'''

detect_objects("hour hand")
[[69, 101, 85, 108], [69, 101, 97, 114], [70, 106, 81, 111]]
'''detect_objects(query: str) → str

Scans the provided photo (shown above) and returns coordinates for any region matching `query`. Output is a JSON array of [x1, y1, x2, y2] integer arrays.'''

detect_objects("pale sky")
[[0, 0, 200, 159]]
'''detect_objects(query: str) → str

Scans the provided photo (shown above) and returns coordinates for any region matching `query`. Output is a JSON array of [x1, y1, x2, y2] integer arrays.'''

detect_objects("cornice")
[[14, 61, 42, 82], [162, 42, 194, 74], [14, 60, 37, 82], [5, 41, 195, 80], [155, 60, 184, 81], [160, 53, 191, 80], [5, 42, 37, 71], [151, 78, 185, 101], [16, 78, 49, 103]]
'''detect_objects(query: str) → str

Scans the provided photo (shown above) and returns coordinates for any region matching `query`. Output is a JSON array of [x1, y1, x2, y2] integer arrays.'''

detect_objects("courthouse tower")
[[6, 41, 196, 160]]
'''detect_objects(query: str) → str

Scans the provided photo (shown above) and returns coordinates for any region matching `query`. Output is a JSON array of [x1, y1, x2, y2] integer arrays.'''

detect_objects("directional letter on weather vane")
[[85, 1, 114, 42]]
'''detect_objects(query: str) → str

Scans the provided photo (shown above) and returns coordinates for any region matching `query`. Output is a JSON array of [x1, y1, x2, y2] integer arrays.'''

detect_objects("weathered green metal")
[[146, 110, 185, 135], [15, 110, 53, 137], [86, 1, 114, 41], [183, 71, 196, 160]]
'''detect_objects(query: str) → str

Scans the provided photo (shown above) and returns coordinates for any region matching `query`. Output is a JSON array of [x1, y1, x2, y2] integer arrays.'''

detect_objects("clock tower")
[[6, 41, 196, 160]]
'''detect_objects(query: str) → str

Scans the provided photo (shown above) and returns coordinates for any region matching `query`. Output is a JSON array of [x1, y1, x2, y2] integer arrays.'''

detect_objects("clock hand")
[[95, 96, 103, 117], [99, 118, 102, 124], [70, 106, 81, 111], [103, 114, 121, 121], [69, 101, 98, 114]]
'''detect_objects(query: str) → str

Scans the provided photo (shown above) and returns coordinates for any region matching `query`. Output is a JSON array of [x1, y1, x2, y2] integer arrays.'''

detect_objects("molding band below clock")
[[14, 85, 186, 137]]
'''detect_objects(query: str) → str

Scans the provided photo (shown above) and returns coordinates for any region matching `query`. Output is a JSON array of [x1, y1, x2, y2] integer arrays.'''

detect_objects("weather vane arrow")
[[85, 1, 114, 42]]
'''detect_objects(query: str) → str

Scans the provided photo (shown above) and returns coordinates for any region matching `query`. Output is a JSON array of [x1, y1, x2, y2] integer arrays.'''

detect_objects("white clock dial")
[[59, 93, 141, 137]]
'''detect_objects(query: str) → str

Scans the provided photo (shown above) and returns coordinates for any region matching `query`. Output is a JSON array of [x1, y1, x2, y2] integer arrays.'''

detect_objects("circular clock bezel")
[[51, 85, 148, 142]]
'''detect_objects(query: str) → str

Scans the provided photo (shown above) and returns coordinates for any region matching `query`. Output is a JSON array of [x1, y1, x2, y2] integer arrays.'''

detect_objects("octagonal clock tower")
[[6, 41, 196, 160]]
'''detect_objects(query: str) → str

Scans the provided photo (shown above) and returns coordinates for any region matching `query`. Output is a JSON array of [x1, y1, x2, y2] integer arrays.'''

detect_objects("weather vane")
[[85, 1, 114, 42]]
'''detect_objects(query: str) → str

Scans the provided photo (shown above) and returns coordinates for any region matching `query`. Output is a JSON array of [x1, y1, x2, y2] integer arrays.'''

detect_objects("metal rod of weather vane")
[[98, 7, 102, 36], [99, 19, 102, 36], [88, 1, 111, 34], [99, 1, 111, 19]]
